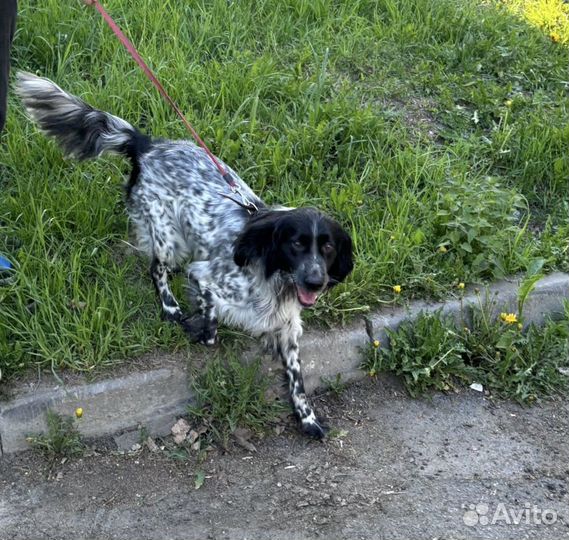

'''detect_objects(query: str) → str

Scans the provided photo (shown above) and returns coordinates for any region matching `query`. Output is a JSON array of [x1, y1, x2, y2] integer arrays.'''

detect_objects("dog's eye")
[[292, 240, 304, 250], [321, 242, 335, 254]]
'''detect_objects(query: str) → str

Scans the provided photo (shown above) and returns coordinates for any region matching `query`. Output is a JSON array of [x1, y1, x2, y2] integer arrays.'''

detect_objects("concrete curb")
[[1, 272, 568, 455]]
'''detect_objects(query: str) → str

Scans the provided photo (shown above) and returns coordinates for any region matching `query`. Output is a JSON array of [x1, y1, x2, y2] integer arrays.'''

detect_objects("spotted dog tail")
[[15, 72, 150, 161]]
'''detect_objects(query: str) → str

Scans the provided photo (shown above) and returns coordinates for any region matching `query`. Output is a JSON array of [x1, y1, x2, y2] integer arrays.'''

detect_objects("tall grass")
[[0, 0, 567, 379]]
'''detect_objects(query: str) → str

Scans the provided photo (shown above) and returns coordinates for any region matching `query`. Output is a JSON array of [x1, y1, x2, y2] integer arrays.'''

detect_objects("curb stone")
[[0, 368, 191, 455], [1, 272, 568, 455]]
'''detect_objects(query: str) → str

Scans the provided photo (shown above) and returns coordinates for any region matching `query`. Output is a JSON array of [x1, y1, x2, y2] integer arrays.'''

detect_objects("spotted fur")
[[16, 72, 354, 438]]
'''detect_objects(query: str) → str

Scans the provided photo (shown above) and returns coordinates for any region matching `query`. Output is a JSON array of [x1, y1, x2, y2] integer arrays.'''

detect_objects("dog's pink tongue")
[[297, 288, 318, 306]]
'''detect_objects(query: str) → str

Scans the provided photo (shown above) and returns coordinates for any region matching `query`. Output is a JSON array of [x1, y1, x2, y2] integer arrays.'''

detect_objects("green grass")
[[363, 295, 569, 403], [188, 348, 286, 446], [27, 410, 85, 460], [1, 0, 568, 380]]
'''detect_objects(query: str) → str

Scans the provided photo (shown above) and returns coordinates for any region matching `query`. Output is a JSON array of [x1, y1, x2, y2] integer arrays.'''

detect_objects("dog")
[[15, 72, 354, 438]]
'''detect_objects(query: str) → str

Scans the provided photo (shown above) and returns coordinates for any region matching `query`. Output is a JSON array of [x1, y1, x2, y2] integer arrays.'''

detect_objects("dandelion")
[[500, 313, 518, 324], [75, 407, 83, 419], [457, 282, 465, 290], [438, 245, 448, 253], [550, 31, 561, 43], [393, 285, 402, 294], [372, 339, 380, 348]]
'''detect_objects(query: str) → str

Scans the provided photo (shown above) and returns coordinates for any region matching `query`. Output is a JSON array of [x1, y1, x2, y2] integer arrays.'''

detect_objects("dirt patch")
[[1, 377, 568, 540]]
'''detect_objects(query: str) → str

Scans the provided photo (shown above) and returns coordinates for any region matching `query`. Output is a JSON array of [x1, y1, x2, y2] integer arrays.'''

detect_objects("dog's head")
[[234, 208, 353, 307]]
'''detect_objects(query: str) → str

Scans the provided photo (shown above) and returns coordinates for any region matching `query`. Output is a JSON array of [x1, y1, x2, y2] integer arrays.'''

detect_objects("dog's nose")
[[304, 275, 325, 291]]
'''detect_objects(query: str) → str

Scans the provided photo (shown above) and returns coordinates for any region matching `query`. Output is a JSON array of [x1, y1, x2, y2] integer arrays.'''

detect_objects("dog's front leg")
[[276, 326, 327, 439]]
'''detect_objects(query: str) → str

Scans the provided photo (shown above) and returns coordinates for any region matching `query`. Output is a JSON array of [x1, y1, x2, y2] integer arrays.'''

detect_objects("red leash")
[[83, 0, 257, 212]]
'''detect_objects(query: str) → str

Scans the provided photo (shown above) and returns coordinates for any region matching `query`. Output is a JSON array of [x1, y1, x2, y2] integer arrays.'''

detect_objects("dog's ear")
[[234, 211, 282, 269], [325, 218, 354, 287]]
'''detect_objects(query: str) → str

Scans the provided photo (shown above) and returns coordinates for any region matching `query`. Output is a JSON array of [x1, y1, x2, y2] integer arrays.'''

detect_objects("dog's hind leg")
[[150, 258, 184, 323], [184, 261, 218, 346]]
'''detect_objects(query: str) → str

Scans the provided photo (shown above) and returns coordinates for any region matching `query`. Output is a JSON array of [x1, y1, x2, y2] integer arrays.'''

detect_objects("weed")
[[27, 410, 85, 459], [365, 310, 474, 396], [432, 176, 526, 280], [363, 290, 569, 403], [321, 373, 346, 397], [188, 350, 286, 446]]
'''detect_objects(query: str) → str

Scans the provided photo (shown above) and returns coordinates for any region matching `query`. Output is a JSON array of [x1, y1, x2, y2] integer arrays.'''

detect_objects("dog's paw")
[[301, 416, 329, 440], [181, 314, 218, 346], [163, 310, 183, 324]]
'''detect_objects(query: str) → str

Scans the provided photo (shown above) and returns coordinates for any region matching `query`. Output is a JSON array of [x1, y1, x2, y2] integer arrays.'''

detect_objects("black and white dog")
[[16, 72, 353, 438]]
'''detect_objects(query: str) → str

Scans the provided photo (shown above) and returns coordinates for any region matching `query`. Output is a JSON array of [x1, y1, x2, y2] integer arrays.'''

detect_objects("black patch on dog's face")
[[234, 208, 353, 306]]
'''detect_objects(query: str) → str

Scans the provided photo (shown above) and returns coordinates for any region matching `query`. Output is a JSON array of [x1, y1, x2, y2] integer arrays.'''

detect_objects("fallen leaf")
[[195, 470, 205, 490]]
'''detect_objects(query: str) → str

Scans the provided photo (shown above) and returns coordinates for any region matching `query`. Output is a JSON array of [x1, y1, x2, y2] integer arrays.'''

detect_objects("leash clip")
[[232, 184, 258, 214], [220, 172, 258, 214], [218, 185, 259, 214]]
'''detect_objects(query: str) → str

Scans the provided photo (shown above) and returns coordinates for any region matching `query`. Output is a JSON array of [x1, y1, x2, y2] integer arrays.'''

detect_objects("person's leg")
[[0, 0, 18, 132]]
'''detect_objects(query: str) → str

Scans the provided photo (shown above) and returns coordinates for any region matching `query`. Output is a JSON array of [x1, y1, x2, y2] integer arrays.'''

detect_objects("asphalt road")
[[1, 376, 568, 540]]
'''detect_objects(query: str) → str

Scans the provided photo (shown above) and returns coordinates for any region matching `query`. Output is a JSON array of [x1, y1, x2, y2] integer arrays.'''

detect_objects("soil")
[[1, 377, 568, 540]]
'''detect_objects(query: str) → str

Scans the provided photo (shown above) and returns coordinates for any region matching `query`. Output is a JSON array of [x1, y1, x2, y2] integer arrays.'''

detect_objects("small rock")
[[469, 383, 484, 392], [145, 436, 159, 453], [171, 418, 191, 445], [233, 427, 257, 453], [130, 443, 141, 452]]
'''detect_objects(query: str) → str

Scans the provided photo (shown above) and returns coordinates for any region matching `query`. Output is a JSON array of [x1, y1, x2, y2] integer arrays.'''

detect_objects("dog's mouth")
[[295, 286, 319, 308]]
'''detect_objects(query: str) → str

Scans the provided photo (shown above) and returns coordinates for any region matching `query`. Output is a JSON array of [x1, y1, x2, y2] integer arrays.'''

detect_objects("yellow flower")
[[501, 313, 518, 324], [550, 31, 560, 43], [372, 339, 380, 348], [457, 282, 465, 290], [505, 99, 513, 107], [393, 285, 402, 294], [438, 245, 448, 253], [75, 407, 83, 419]]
